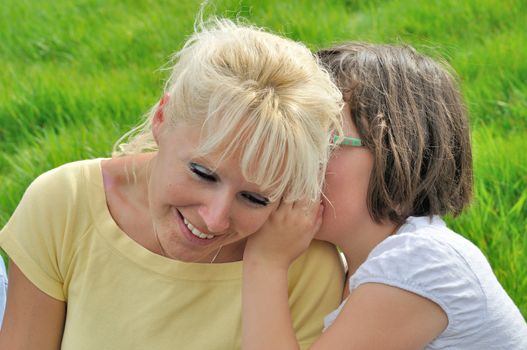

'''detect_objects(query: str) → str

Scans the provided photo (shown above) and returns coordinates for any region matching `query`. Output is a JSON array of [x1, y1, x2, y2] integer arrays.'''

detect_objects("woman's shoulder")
[[26, 159, 105, 198], [3, 158, 107, 236], [291, 240, 344, 274], [0, 159, 108, 301]]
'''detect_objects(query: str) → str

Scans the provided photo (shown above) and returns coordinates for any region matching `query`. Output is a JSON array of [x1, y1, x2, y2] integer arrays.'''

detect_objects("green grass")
[[1, 0, 526, 318]]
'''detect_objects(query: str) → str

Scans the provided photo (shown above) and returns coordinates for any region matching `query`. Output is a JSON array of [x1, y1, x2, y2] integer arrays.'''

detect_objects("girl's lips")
[[173, 207, 219, 246]]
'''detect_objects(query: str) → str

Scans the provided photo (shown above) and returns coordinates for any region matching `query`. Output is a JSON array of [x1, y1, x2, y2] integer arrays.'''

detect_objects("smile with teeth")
[[183, 217, 215, 239]]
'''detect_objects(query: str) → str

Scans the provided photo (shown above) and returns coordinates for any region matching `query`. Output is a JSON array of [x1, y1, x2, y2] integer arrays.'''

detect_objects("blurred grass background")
[[1, 0, 526, 317]]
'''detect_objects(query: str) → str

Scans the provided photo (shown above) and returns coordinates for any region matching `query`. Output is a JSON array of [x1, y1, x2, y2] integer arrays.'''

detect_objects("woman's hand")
[[244, 199, 323, 269]]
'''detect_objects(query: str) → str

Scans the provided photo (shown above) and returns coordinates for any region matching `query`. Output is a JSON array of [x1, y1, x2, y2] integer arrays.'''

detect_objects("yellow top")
[[0, 159, 344, 350]]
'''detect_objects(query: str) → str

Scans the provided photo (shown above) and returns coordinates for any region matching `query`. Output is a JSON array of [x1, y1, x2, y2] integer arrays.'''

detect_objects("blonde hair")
[[114, 18, 343, 202]]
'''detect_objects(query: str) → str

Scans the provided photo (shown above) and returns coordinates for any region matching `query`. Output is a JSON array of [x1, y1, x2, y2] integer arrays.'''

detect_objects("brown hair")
[[317, 42, 473, 225]]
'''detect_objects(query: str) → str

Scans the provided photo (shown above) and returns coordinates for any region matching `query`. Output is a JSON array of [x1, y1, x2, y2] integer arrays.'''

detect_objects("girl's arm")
[[242, 203, 448, 350], [0, 260, 66, 350], [243, 258, 299, 350], [243, 200, 322, 350], [308, 283, 448, 350]]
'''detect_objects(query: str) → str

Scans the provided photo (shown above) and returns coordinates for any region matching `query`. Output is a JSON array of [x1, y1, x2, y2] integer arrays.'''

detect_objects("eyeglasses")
[[332, 135, 363, 147]]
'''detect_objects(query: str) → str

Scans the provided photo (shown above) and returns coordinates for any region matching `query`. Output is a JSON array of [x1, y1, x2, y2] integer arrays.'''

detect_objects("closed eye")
[[189, 162, 217, 182], [240, 192, 270, 207]]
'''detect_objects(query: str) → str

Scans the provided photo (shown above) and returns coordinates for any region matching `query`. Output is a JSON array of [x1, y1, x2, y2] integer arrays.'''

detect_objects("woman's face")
[[316, 107, 374, 243], [148, 119, 279, 263]]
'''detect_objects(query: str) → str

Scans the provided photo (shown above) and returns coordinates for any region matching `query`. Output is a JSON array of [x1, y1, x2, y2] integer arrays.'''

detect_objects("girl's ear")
[[152, 94, 170, 144]]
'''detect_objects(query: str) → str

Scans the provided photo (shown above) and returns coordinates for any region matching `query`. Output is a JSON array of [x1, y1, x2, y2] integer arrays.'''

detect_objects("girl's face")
[[317, 107, 374, 243], [148, 119, 279, 263]]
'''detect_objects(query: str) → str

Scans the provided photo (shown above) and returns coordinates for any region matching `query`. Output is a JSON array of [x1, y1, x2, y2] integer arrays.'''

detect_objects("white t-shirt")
[[0, 258, 6, 327], [324, 216, 527, 349]]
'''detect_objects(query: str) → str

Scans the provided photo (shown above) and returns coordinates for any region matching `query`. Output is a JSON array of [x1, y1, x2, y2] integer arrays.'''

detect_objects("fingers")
[[290, 199, 321, 229], [294, 198, 321, 219], [245, 198, 324, 266], [272, 197, 322, 231]]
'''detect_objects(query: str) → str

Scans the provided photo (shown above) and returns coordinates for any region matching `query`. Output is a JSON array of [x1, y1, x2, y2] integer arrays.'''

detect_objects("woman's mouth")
[[183, 217, 215, 239]]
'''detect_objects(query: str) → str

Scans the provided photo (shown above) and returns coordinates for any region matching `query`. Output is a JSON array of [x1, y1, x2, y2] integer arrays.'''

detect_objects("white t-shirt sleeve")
[[0, 258, 7, 327], [349, 231, 487, 338]]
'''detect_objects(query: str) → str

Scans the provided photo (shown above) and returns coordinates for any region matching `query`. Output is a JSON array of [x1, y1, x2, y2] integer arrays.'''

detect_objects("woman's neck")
[[102, 153, 158, 253]]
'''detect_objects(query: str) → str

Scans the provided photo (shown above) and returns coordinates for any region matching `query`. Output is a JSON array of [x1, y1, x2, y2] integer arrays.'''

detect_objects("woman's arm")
[[0, 260, 66, 350]]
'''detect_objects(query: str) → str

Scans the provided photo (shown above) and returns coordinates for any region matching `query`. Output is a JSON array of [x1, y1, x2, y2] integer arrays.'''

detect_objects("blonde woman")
[[0, 18, 345, 350]]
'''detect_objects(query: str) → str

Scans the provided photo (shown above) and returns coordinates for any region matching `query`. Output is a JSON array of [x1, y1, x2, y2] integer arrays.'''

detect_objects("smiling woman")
[[0, 17, 345, 350]]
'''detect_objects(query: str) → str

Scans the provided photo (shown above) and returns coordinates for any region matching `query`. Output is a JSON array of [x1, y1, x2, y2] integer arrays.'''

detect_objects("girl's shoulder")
[[373, 216, 488, 272], [351, 216, 489, 338]]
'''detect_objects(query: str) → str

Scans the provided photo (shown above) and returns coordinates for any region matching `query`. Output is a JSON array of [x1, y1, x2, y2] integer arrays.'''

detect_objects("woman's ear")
[[152, 94, 170, 144]]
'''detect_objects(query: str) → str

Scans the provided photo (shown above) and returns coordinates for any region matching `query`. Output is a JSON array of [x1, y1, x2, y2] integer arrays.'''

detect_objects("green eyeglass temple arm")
[[333, 135, 363, 147]]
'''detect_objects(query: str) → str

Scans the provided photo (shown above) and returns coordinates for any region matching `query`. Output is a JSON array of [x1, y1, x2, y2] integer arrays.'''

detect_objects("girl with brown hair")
[[242, 42, 527, 349]]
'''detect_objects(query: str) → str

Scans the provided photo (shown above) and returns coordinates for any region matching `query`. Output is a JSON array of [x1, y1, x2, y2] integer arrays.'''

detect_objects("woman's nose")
[[198, 190, 233, 233]]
